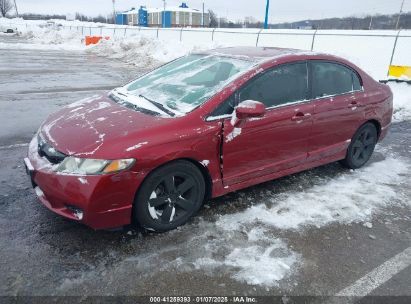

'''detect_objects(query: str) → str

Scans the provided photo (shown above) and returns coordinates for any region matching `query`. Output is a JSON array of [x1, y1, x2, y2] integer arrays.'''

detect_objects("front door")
[[220, 61, 314, 186]]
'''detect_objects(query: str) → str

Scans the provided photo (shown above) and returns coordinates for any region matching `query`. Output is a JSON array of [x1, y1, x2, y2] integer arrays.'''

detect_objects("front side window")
[[311, 61, 362, 99], [239, 62, 308, 108], [209, 62, 308, 117], [124, 54, 254, 115]]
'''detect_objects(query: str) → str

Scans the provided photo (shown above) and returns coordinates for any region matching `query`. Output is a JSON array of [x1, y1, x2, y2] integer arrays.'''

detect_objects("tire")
[[133, 160, 205, 232], [340, 122, 378, 169]]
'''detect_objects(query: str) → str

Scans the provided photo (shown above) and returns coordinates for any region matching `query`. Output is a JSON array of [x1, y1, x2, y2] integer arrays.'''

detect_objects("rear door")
[[308, 60, 364, 161], [215, 61, 314, 186]]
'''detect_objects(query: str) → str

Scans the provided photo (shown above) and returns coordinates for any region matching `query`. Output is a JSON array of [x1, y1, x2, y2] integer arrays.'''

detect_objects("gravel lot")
[[0, 35, 410, 301]]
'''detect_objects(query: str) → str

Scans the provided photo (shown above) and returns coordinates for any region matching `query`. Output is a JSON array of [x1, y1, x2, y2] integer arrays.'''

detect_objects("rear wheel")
[[134, 161, 205, 232], [340, 122, 378, 169]]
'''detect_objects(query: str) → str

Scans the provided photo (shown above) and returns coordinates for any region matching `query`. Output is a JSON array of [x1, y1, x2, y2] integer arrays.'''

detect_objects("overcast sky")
[[16, 0, 411, 22]]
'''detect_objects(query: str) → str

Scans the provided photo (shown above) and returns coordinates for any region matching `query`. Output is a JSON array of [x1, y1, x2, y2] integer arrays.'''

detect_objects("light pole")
[[264, 0, 270, 29], [14, 0, 18, 17], [202, 1, 205, 27], [163, 0, 166, 28], [112, 0, 116, 24], [395, 0, 405, 30]]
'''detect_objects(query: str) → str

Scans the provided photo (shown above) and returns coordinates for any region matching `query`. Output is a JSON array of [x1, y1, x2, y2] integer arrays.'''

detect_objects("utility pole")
[[13, 0, 18, 17], [369, 15, 373, 30], [396, 0, 405, 30], [202, 1, 205, 27], [112, 0, 116, 24], [264, 0, 270, 29]]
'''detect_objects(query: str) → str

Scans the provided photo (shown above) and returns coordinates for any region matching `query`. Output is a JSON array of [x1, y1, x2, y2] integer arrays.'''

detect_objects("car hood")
[[39, 94, 175, 159]]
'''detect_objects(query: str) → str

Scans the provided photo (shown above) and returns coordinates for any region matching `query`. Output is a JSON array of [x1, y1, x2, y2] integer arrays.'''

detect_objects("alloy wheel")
[[351, 127, 377, 165], [147, 174, 197, 224]]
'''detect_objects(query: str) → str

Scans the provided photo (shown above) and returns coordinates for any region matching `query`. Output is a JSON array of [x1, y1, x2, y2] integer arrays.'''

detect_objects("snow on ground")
[[192, 231, 299, 286], [178, 156, 408, 286], [217, 157, 408, 231], [388, 82, 411, 121], [107, 155, 408, 288]]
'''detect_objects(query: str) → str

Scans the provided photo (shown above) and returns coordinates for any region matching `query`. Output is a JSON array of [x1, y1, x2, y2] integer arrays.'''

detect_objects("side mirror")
[[234, 100, 266, 125]]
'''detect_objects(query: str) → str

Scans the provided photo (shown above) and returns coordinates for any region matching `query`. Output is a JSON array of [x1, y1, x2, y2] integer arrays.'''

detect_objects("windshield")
[[124, 54, 255, 115]]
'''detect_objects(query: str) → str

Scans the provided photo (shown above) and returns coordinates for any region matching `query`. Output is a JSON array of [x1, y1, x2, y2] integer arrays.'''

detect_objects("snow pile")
[[0, 25, 85, 50], [389, 82, 411, 121], [22, 27, 84, 50], [87, 32, 218, 70], [1, 19, 218, 69]]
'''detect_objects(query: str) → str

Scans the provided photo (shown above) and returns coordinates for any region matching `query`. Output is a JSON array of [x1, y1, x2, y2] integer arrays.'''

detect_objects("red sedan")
[[24, 47, 393, 231]]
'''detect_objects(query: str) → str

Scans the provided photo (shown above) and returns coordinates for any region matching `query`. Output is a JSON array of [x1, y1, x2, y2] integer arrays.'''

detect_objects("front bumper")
[[25, 136, 142, 230]]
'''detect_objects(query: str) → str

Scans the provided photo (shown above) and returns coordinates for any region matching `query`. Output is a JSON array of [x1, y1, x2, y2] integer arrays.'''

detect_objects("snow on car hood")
[[39, 94, 172, 158]]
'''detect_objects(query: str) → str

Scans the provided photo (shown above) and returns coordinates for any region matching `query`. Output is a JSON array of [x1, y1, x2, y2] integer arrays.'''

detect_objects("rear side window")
[[353, 72, 362, 91], [311, 61, 362, 99], [239, 62, 308, 108]]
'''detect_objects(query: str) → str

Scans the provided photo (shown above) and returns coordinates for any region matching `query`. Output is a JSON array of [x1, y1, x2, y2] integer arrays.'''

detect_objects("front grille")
[[37, 135, 66, 164]]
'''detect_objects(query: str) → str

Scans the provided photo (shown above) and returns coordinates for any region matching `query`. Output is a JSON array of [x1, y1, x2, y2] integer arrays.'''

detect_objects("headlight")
[[55, 157, 135, 175]]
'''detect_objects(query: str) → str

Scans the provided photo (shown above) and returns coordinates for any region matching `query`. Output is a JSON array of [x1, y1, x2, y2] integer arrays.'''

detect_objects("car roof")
[[200, 46, 314, 62]]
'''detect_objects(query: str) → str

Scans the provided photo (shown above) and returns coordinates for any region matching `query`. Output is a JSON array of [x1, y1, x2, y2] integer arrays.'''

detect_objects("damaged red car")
[[24, 47, 393, 231]]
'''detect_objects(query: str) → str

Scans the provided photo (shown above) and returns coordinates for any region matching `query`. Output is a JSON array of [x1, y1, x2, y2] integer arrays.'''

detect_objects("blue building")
[[115, 7, 145, 26], [115, 13, 128, 25], [138, 6, 148, 26], [116, 3, 209, 28]]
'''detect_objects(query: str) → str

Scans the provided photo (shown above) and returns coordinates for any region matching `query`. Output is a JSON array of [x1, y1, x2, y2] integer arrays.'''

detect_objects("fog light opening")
[[65, 205, 84, 220], [34, 186, 44, 197]]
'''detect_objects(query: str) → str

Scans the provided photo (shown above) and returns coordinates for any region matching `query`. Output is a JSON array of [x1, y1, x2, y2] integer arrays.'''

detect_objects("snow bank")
[[86, 32, 219, 70], [22, 27, 85, 51], [0, 25, 85, 51], [389, 82, 411, 121], [0, 20, 219, 70]]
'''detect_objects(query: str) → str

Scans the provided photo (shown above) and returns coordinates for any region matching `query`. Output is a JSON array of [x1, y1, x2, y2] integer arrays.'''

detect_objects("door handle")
[[291, 112, 311, 121], [348, 100, 358, 108]]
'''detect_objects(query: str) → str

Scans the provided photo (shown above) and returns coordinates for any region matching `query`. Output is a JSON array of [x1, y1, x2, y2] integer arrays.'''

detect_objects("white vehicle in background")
[[0, 24, 18, 33]]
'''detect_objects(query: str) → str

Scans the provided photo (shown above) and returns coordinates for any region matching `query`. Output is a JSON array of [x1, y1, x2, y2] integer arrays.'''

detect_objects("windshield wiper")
[[138, 94, 176, 117], [117, 92, 128, 97], [109, 93, 162, 117]]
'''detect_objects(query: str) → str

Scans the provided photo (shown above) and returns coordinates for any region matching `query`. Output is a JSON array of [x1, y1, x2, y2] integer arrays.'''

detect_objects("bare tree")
[[0, 0, 13, 17], [208, 9, 218, 28]]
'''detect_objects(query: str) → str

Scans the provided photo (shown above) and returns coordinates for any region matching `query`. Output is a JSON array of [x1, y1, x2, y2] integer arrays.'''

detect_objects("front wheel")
[[340, 122, 378, 169], [133, 160, 205, 232]]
